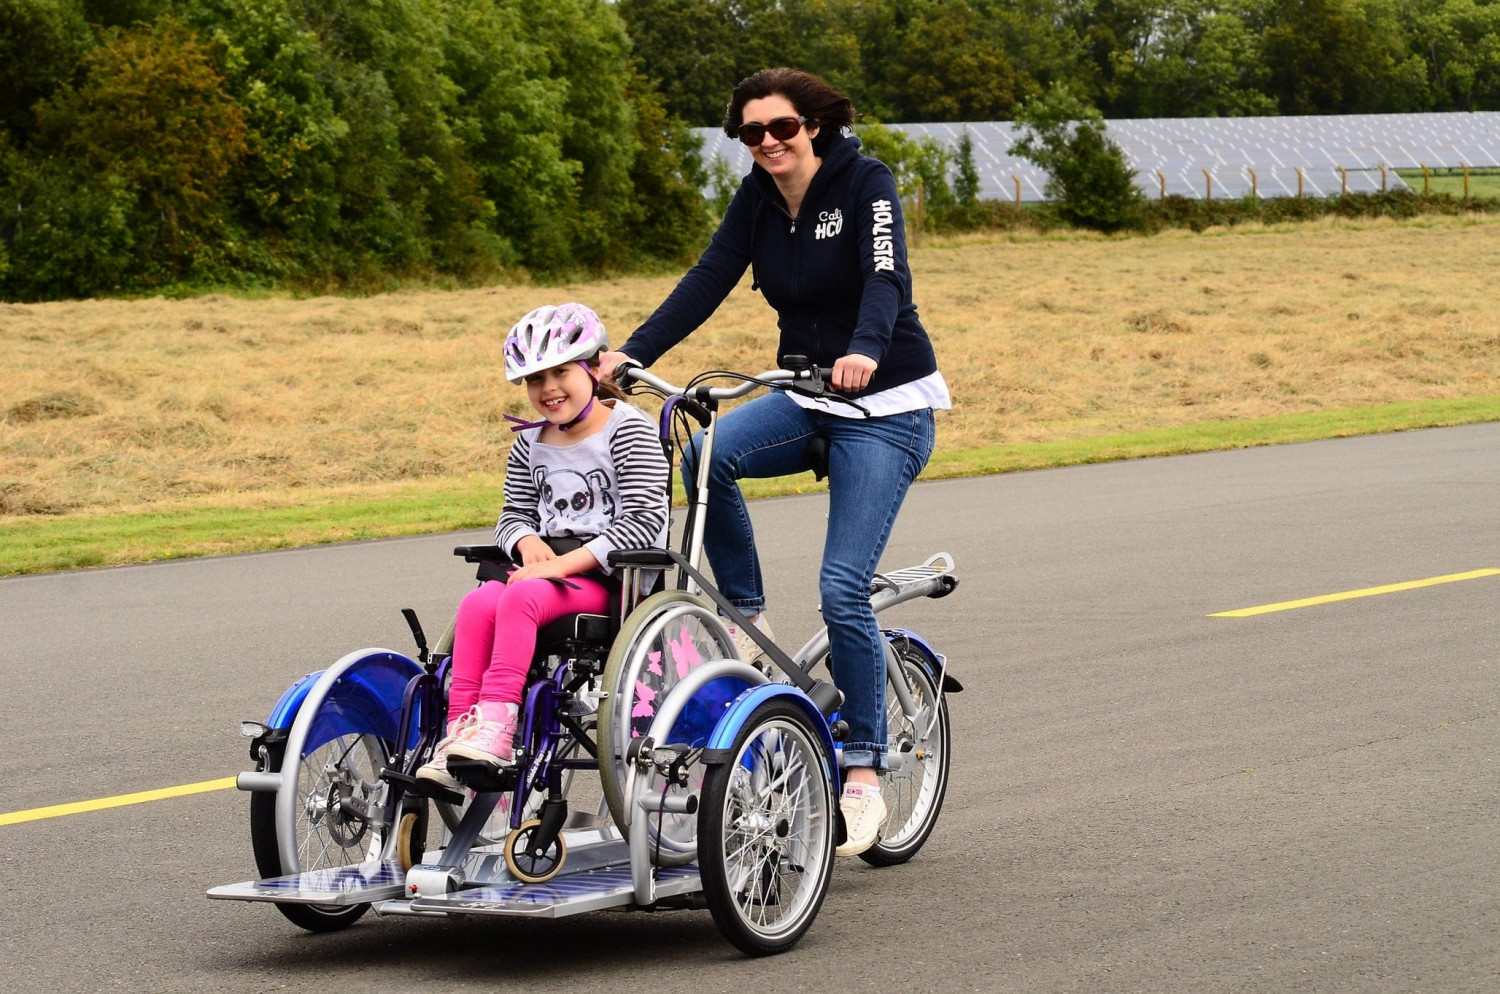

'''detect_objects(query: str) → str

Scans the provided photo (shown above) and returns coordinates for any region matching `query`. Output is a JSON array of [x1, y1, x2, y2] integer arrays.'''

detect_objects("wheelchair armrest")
[[607, 549, 678, 569], [455, 545, 515, 565]]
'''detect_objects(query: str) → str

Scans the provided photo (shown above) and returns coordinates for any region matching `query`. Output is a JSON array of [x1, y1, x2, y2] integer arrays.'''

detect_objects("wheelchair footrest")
[[382, 768, 465, 806], [446, 759, 519, 793], [208, 860, 406, 906]]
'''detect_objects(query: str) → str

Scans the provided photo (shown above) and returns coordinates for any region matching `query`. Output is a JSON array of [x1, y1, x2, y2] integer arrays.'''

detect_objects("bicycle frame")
[[615, 362, 957, 728]]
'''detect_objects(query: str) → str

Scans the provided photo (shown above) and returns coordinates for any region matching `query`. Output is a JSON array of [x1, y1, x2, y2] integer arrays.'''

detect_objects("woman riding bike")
[[599, 67, 948, 856]]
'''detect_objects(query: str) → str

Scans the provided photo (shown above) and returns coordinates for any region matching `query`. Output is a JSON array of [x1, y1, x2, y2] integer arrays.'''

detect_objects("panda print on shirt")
[[535, 465, 617, 537]]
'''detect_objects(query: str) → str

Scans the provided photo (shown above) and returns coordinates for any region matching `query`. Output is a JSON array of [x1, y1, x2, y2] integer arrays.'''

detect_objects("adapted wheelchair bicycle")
[[209, 359, 961, 956]]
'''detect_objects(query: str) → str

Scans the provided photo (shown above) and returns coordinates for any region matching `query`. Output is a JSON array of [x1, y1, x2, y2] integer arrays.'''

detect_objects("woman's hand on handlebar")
[[830, 353, 877, 392], [597, 350, 635, 384]]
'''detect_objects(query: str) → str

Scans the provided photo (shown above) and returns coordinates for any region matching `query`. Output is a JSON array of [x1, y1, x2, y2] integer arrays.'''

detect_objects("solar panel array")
[[696, 112, 1500, 202]]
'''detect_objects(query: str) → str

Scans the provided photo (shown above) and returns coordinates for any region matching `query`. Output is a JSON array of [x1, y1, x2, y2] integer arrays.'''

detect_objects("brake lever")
[[789, 373, 870, 416], [780, 354, 869, 415]]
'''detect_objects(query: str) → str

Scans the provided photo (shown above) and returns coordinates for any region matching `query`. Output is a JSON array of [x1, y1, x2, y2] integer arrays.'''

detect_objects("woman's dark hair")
[[724, 68, 856, 157]]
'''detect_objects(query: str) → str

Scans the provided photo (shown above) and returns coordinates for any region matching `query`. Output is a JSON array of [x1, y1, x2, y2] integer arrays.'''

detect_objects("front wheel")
[[698, 699, 836, 956], [248, 737, 383, 932], [860, 643, 951, 866]]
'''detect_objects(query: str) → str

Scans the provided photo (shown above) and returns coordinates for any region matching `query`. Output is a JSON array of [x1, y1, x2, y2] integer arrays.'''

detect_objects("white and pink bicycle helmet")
[[503, 303, 609, 385]]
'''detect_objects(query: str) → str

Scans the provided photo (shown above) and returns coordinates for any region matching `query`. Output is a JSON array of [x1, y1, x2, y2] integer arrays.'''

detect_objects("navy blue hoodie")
[[620, 134, 938, 398]]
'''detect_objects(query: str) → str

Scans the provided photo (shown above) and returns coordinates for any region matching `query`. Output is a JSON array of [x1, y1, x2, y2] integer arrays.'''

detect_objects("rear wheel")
[[698, 699, 836, 956], [860, 645, 951, 867]]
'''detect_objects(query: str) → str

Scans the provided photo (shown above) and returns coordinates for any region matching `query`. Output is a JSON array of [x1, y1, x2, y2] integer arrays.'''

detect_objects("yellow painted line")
[[1210, 568, 1500, 618], [0, 776, 238, 827]]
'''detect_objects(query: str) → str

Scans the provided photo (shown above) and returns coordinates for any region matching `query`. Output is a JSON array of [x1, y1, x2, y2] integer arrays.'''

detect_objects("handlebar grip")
[[612, 358, 644, 385]]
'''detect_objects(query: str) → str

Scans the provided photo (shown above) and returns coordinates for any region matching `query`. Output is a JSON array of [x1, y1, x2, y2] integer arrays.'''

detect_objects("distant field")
[[1396, 168, 1500, 199], [5, 214, 1500, 574]]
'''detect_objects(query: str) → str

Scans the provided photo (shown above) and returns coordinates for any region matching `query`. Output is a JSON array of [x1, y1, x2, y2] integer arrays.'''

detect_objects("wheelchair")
[[211, 359, 960, 956]]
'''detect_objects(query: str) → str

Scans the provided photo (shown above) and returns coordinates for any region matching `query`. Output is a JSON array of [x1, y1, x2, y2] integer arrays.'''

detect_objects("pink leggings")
[[448, 577, 612, 715]]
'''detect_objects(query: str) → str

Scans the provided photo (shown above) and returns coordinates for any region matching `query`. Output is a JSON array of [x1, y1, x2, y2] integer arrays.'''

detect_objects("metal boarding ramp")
[[209, 828, 703, 919]]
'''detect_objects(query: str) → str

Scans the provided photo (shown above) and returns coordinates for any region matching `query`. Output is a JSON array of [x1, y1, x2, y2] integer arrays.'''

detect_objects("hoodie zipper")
[[774, 200, 796, 234]]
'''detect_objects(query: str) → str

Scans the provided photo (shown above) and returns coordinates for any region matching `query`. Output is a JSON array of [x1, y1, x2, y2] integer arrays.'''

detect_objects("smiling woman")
[[597, 67, 952, 857]]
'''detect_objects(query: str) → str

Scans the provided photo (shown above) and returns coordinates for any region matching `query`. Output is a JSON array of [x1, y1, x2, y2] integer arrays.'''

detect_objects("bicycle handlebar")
[[615, 358, 868, 415]]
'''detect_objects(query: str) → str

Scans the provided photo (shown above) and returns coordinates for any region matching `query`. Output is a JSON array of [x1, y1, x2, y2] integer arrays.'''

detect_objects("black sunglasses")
[[736, 115, 809, 147]]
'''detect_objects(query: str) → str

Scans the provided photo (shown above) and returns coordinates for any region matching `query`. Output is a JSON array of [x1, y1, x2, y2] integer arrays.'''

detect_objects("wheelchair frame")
[[209, 360, 961, 956]]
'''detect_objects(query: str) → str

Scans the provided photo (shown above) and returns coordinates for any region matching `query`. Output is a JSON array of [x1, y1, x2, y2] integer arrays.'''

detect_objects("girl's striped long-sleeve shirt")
[[494, 400, 670, 572]]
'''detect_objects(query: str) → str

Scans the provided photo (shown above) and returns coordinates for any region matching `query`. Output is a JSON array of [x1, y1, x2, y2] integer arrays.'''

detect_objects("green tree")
[[1402, 0, 1500, 110], [1259, 0, 1415, 113], [1131, 2, 1279, 117], [1010, 82, 1142, 231], [954, 130, 981, 205], [34, 16, 248, 257], [1058, 0, 1158, 115], [622, 71, 712, 263], [0, 152, 139, 299], [184, 0, 350, 257], [875, 0, 1029, 121], [0, 0, 93, 141], [617, 0, 742, 125]]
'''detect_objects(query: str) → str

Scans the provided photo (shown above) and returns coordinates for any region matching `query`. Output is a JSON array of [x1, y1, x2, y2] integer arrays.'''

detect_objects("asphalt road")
[[1, 424, 1496, 993]]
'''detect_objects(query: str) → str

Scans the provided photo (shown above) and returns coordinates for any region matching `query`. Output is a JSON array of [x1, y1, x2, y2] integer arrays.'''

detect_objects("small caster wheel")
[[504, 818, 567, 883], [396, 809, 427, 872]]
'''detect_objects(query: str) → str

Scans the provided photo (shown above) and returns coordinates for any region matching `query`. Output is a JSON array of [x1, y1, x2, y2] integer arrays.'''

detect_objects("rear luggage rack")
[[870, 552, 957, 597]]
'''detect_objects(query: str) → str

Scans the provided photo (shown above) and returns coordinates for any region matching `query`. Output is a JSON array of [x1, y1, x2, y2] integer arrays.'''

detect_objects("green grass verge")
[[1395, 169, 1500, 199], [4, 395, 1497, 577]]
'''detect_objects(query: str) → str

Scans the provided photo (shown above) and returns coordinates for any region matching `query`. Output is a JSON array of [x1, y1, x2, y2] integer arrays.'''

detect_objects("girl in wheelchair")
[[417, 303, 670, 787]]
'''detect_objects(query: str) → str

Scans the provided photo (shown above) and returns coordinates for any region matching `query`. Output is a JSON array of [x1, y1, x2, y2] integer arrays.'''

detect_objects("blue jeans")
[[680, 391, 936, 768]]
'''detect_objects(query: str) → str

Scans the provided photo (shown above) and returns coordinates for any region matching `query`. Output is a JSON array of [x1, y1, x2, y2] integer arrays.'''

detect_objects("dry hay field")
[[4, 214, 1500, 565]]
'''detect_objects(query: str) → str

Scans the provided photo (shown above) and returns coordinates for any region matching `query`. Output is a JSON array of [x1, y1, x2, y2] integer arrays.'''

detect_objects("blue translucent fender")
[[269, 649, 422, 752], [265, 672, 322, 731], [703, 684, 839, 784]]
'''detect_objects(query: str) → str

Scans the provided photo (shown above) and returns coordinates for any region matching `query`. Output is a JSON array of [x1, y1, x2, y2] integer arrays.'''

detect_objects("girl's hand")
[[830, 353, 877, 392], [507, 557, 571, 584], [507, 546, 602, 584], [515, 534, 556, 566]]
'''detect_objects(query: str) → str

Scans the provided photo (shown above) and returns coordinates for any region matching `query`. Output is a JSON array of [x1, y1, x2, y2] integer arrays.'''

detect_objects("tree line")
[[622, 0, 1500, 124], [0, 0, 711, 300], [3, 0, 1499, 301]]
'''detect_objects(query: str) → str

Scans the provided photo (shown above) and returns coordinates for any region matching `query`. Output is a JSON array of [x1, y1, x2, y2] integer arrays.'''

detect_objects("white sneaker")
[[835, 783, 887, 857], [726, 615, 774, 672], [415, 709, 477, 790], [446, 700, 521, 768]]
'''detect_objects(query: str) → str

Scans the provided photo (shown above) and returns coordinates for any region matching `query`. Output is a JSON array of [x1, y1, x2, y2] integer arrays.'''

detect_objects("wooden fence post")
[[1156, 169, 1165, 201], [1203, 168, 1212, 200], [1464, 163, 1471, 199], [1379, 163, 1388, 192], [1422, 164, 1430, 196], [1339, 166, 1347, 197], [1296, 167, 1304, 199], [1013, 175, 1021, 206], [1247, 167, 1257, 199]]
